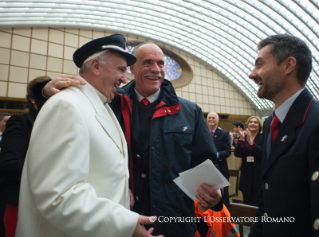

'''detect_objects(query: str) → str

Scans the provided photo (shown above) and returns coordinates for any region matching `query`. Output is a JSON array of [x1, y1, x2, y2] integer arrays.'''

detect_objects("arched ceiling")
[[0, 0, 318, 111]]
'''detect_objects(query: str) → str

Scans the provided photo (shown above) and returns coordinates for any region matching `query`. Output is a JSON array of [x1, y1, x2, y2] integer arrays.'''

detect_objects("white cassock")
[[16, 81, 138, 237]]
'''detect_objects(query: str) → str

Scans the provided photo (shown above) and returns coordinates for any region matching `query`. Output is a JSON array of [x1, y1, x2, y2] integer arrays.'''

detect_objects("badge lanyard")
[[246, 139, 254, 162]]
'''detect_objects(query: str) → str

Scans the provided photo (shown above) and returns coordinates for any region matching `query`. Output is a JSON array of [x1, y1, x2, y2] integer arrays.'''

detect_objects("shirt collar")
[[134, 87, 160, 104], [274, 88, 304, 123], [92, 86, 108, 105], [210, 127, 217, 133], [81, 76, 108, 105]]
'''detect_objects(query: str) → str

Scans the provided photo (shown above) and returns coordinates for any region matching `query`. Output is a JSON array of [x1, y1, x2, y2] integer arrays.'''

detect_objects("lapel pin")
[[183, 126, 188, 132], [281, 135, 288, 142]]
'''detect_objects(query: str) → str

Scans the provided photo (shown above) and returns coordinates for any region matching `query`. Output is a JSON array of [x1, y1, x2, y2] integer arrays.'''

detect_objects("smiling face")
[[95, 51, 127, 103], [207, 112, 219, 129], [130, 44, 165, 97], [247, 117, 260, 133], [249, 44, 285, 102]]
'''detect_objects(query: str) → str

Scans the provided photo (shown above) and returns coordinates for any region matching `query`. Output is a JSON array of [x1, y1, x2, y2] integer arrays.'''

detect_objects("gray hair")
[[207, 112, 219, 120], [131, 42, 162, 57], [79, 50, 110, 75]]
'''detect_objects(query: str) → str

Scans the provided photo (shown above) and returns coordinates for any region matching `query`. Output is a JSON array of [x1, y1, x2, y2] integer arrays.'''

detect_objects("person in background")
[[229, 131, 234, 145], [0, 112, 11, 237], [248, 34, 319, 236], [231, 121, 244, 151], [195, 112, 232, 237], [0, 113, 11, 150], [0, 76, 49, 237], [234, 116, 262, 206], [206, 112, 231, 209]]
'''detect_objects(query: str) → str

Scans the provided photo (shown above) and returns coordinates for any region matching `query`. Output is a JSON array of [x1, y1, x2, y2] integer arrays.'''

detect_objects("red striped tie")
[[270, 114, 281, 144], [210, 131, 214, 137]]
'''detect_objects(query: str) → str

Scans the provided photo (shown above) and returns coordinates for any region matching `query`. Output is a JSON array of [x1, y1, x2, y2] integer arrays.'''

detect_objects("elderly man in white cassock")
[[16, 34, 163, 237]]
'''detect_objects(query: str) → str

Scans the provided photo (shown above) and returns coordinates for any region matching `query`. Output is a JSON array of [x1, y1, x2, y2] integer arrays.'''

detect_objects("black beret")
[[73, 34, 136, 68]]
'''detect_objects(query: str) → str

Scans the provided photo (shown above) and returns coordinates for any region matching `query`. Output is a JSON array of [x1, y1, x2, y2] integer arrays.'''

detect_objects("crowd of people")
[[0, 32, 318, 237]]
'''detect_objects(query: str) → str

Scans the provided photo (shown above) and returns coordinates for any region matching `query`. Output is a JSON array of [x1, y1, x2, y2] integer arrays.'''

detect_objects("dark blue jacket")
[[212, 127, 231, 180], [249, 88, 319, 237], [0, 107, 38, 206], [110, 79, 222, 237]]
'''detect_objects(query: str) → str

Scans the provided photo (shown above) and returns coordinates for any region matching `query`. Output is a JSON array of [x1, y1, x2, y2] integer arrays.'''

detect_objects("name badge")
[[247, 156, 254, 162]]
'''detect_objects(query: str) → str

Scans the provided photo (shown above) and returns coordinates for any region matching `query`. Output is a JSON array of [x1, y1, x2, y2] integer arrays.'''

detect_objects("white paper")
[[173, 159, 229, 201], [173, 177, 197, 200]]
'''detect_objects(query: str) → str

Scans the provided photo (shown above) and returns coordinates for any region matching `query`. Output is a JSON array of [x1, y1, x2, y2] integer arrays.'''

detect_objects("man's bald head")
[[131, 42, 162, 57], [129, 42, 165, 97]]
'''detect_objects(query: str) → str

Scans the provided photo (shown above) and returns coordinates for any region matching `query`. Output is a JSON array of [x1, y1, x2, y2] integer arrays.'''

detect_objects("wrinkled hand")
[[237, 126, 245, 140], [133, 215, 164, 237], [245, 128, 254, 145], [43, 74, 86, 97], [130, 189, 135, 209], [196, 183, 222, 212]]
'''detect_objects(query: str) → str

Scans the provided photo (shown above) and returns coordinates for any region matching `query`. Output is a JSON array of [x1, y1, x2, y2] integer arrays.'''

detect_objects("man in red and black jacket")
[[111, 43, 223, 237]]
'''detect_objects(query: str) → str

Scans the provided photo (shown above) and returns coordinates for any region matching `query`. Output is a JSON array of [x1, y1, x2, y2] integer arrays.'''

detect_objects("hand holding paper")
[[196, 183, 222, 212], [173, 159, 229, 211]]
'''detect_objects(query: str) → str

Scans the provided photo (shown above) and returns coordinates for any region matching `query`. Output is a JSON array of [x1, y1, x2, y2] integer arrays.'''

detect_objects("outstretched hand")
[[133, 216, 164, 237], [43, 74, 86, 97]]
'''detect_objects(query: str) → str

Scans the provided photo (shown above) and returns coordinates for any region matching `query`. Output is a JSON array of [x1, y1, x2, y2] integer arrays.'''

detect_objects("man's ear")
[[91, 58, 100, 76], [284, 56, 297, 75], [130, 64, 134, 74]]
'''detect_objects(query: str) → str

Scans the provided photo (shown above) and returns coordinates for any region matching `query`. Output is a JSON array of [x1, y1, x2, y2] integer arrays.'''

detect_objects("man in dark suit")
[[207, 112, 231, 209], [248, 34, 319, 237]]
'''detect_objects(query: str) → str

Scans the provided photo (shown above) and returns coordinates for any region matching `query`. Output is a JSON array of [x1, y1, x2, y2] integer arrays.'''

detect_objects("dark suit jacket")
[[249, 88, 319, 237], [212, 127, 231, 179], [0, 107, 38, 206], [234, 133, 262, 199]]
